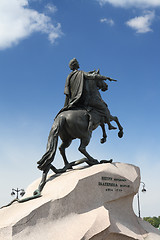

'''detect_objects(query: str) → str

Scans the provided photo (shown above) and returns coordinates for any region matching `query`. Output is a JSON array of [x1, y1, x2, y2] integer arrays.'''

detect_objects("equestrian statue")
[[1, 58, 124, 205], [35, 58, 123, 194]]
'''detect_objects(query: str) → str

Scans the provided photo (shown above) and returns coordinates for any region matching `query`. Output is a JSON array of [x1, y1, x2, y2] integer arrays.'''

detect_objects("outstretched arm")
[[83, 71, 107, 81]]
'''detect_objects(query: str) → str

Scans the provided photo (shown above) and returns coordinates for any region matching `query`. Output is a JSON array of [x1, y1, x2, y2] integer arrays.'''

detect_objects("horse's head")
[[96, 79, 108, 92]]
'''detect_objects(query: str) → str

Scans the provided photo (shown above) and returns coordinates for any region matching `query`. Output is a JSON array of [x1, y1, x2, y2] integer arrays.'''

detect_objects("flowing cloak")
[[62, 70, 86, 111]]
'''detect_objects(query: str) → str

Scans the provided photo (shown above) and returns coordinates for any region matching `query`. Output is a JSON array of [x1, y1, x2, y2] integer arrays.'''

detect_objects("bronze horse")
[[36, 78, 123, 193]]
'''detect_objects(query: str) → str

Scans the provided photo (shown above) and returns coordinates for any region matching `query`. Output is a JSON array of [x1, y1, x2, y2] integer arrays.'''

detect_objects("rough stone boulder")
[[0, 162, 160, 240]]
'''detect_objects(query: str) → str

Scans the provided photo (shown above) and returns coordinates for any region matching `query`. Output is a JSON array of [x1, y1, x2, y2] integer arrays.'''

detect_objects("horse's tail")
[[37, 115, 65, 171]]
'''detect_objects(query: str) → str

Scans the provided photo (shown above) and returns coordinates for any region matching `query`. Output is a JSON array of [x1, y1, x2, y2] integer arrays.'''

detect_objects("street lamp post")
[[11, 188, 25, 200], [137, 181, 146, 218]]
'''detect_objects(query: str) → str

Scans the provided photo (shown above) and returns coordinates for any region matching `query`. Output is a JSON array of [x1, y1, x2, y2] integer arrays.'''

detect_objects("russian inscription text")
[[98, 176, 130, 192]]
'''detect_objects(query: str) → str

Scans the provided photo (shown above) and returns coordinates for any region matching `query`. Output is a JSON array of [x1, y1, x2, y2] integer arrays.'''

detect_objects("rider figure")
[[62, 58, 116, 131]]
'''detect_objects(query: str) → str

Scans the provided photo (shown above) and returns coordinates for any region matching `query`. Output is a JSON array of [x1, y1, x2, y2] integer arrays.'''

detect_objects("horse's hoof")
[[67, 164, 73, 170], [118, 130, 123, 138], [92, 159, 99, 165], [56, 168, 67, 174], [33, 189, 41, 196], [100, 159, 113, 164], [86, 158, 99, 166], [100, 138, 106, 144]]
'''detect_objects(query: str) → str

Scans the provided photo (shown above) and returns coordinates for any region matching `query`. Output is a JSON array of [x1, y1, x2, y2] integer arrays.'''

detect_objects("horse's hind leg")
[[59, 139, 72, 166], [78, 136, 98, 165]]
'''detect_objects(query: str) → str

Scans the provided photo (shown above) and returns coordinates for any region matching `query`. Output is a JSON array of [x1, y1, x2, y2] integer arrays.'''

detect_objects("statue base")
[[0, 162, 160, 240]]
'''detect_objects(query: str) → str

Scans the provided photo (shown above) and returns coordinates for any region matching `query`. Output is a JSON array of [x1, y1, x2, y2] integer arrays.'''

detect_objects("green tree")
[[143, 216, 160, 228]]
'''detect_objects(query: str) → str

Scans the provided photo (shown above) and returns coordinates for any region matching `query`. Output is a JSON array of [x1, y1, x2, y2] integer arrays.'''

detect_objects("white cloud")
[[97, 0, 160, 8], [126, 11, 155, 33], [100, 18, 115, 26], [45, 3, 57, 14], [0, 0, 62, 50]]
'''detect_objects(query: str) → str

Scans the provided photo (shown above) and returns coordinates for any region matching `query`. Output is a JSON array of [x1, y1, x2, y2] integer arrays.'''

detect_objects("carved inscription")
[[98, 176, 130, 192]]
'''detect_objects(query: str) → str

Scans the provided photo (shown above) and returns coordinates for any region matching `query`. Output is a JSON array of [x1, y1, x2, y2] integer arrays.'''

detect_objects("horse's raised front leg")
[[78, 136, 99, 165], [110, 115, 123, 138], [100, 123, 107, 144]]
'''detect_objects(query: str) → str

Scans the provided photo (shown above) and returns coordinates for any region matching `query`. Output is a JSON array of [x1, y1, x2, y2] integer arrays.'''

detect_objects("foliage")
[[143, 216, 160, 228]]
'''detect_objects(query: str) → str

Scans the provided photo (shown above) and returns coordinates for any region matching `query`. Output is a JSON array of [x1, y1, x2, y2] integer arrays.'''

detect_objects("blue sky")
[[0, 0, 160, 217]]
